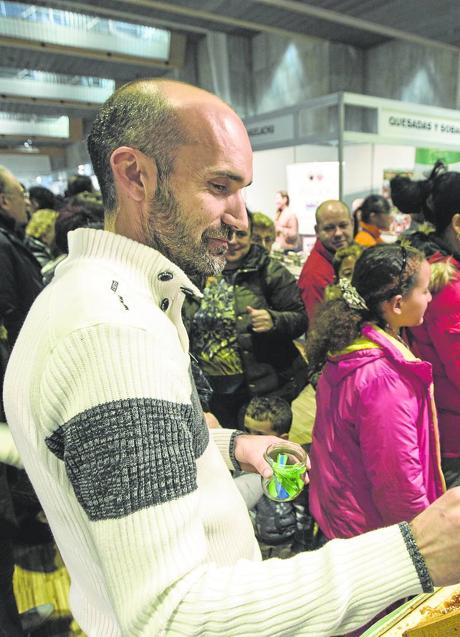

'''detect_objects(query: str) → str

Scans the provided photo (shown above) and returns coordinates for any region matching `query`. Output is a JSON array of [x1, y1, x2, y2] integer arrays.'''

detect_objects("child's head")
[[307, 244, 428, 369], [332, 244, 363, 281], [251, 212, 276, 253], [244, 396, 292, 438]]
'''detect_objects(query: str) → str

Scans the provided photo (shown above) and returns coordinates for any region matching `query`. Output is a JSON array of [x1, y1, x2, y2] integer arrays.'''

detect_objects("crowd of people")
[[1, 79, 460, 636]]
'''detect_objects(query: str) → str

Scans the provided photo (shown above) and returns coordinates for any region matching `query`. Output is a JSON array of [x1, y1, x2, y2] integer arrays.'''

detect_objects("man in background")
[[0, 166, 43, 635], [298, 199, 353, 322]]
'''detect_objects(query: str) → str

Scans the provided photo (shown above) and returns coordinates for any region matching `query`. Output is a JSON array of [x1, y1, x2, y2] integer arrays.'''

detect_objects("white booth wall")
[[245, 143, 416, 216]]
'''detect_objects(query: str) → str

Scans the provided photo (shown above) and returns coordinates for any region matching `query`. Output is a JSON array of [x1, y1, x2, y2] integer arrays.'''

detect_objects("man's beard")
[[145, 180, 233, 276]]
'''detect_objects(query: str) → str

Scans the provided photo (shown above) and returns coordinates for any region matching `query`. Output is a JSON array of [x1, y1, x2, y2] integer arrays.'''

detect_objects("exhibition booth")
[[243, 92, 460, 248]]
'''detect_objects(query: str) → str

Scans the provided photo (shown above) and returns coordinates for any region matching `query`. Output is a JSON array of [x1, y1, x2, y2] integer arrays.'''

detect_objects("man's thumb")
[[246, 305, 256, 314]]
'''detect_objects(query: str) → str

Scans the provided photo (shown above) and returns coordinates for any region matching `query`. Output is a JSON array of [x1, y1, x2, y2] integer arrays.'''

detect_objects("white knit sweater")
[[5, 229, 424, 636]]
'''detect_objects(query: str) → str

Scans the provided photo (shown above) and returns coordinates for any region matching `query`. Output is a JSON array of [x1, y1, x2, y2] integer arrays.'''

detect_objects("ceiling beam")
[[29, 0, 209, 35], [0, 95, 100, 111], [105, 0, 323, 42], [253, 0, 460, 54], [0, 35, 177, 69]]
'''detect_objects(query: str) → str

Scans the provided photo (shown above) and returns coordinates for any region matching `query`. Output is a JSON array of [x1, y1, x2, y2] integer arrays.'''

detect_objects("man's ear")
[[110, 146, 157, 204]]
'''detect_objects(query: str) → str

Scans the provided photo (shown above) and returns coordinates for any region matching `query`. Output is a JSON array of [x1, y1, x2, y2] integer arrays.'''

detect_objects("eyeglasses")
[[399, 246, 407, 288]]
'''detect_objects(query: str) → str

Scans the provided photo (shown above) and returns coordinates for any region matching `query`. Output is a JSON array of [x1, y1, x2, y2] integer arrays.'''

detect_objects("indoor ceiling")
[[0, 0, 458, 155]]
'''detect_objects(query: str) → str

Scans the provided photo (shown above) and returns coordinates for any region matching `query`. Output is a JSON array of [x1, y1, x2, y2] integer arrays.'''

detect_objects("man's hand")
[[246, 306, 274, 333], [410, 487, 460, 586], [234, 434, 310, 482]]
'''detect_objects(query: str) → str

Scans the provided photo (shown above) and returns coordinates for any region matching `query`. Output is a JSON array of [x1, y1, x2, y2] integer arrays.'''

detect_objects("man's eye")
[[210, 183, 227, 193]]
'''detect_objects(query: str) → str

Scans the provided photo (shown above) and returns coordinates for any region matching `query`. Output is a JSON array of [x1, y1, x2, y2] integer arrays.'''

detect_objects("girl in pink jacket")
[[307, 244, 444, 539], [307, 244, 445, 636]]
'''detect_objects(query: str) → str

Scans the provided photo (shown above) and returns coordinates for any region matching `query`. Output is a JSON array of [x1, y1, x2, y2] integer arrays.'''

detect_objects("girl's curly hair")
[[306, 244, 424, 369]]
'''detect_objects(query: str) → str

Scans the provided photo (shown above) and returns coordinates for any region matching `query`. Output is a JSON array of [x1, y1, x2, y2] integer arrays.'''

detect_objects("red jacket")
[[409, 255, 460, 458], [297, 240, 334, 322]]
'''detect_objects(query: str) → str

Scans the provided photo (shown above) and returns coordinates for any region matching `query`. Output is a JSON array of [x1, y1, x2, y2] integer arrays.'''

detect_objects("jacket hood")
[[325, 324, 433, 386]]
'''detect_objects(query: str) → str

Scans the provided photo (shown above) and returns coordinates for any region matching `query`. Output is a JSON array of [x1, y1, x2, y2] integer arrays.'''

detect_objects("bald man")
[[6, 81, 460, 636], [298, 199, 353, 322]]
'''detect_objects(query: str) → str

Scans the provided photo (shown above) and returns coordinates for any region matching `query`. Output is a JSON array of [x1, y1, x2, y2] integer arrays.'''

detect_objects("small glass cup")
[[261, 441, 307, 502]]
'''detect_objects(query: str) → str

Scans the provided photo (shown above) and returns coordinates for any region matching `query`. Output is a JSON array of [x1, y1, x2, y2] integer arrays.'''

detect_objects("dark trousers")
[[209, 389, 249, 430], [442, 456, 460, 489], [0, 539, 23, 636]]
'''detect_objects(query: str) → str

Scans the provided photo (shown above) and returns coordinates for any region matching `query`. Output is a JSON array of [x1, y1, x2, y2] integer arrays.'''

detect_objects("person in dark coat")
[[0, 166, 43, 635], [183, 212, 309, 429]]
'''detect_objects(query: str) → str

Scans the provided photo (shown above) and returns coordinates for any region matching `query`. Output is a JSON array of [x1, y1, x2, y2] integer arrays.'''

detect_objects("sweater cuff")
[[210, 428, 243, 471], [399, 522, 434, 593]]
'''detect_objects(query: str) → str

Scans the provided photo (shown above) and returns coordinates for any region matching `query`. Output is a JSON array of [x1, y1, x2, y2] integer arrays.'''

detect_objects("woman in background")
[[354, 194, 393, 247], [392, 165, 460, 487], [274, 190, 302, 252], [184, 212, 308, 429]]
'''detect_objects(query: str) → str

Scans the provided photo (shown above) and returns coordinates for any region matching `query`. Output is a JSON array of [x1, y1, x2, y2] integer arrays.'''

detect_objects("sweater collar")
[[67, 228, 202, 299]]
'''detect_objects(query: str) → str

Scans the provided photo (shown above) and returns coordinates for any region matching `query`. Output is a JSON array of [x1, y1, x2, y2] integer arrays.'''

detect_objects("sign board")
[[246, 114, 295, 150], [287, 161, 340, 235], [379, 108, 460, 146]]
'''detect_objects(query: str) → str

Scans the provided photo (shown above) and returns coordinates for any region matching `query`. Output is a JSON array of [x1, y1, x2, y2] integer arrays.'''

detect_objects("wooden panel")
[[404, 607, 460, 636]]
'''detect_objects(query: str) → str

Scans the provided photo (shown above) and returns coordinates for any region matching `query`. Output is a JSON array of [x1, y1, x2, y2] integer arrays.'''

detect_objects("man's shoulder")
[[44, 258, 170, 343]]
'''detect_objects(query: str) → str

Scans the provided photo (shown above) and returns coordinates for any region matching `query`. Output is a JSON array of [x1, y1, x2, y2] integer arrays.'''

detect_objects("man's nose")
[[222, 192, 248, 231]]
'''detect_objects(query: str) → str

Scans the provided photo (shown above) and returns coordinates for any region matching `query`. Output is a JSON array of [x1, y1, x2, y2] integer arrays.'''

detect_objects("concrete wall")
[[365, 41, 460, 109]]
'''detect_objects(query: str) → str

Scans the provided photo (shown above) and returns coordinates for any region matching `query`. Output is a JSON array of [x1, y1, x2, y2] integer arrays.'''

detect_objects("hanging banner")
[[379, 108, 460, 146], [286, 161, 340, 236]]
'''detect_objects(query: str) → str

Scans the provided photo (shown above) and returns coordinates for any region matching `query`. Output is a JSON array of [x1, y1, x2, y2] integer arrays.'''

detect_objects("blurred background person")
[[390, 161, 443, 257], [24, 208, 59, 268], [354, 194, 393, 247], [274, 190, 302, 252], [251, 211, 276, 253], [64, 174, 94, 198], [393, 165, 460, 488], [0, 165, 44, 635], [298, 199, 353, 322], [28, 185, 56, 214], [184, 212, 308, 429], [41, 192, 104, 285]]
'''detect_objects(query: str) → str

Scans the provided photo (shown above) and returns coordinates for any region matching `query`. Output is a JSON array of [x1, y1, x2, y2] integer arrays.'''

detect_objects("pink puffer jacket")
[[309, 324, 444, 540]]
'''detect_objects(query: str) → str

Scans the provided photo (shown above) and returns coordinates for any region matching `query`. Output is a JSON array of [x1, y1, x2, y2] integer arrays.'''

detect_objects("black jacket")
[[184, 244, 309, 402], [0, 213, 43, 348], [0, 214, 43, 539]]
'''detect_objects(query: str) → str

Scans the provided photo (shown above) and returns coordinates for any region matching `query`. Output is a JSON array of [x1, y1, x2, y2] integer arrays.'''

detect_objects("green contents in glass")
[[261, 442, 307, 502]]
